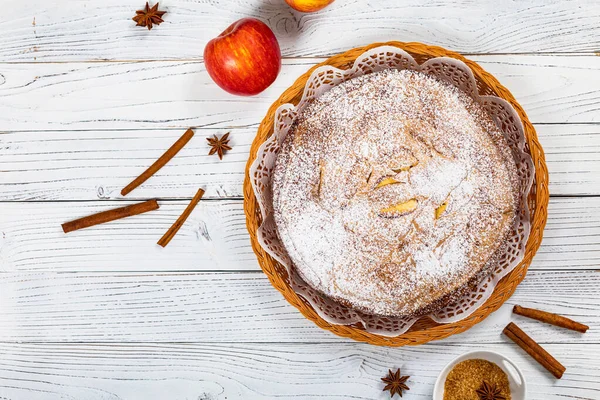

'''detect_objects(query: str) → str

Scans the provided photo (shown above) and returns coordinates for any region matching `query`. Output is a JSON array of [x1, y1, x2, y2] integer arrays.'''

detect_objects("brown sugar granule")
[[444, 359, 511, 400]]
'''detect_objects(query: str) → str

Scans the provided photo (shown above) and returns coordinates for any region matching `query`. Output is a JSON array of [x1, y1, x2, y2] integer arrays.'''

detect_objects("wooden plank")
[[2, 0, 599, 62], [0, 128, 250, 201], [0, 270, 597, 343], [1, 124, 600, 201], [0, 343, 597, 400], [0, 200, 257, 272], [0, 56, 598, 132], [0, 197, 598, 273], [542, 124, 600, 196]]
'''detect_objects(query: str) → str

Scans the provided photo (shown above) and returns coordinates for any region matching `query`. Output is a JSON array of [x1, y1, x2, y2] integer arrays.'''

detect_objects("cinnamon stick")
[[503, 322, 566, 379], [121, 128, 194, 196], [514, 305, 589, 333], [157, 188, 205, 247], [62, 199, 159, 233]]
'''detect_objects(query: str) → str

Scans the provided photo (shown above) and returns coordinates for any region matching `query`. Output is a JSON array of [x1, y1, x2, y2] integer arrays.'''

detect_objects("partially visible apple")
[[285, 0, 335, 13], [204, 18, 281, 96]]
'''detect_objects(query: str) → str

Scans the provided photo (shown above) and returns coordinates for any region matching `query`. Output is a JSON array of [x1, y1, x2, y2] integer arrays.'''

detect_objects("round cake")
[[272, 69, 519, 317]]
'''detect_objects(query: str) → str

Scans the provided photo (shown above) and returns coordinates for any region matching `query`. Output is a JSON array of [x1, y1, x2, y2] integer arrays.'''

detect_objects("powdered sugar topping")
[[272, 69, 519, 317]]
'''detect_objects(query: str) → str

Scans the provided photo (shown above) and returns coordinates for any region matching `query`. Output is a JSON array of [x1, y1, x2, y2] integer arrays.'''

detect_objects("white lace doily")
[[250, 46, 535, 337]]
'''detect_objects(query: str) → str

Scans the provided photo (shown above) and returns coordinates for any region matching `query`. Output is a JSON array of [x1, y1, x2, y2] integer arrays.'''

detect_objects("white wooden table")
[[0, 1, 599, 398]]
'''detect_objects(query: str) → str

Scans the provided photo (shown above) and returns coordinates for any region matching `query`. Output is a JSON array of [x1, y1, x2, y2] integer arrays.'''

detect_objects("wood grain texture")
[[1, 0, 599, 62], [0, 56, 599, 133], [1, 124, 600, 200], [0, 197, 598, 272], [0, 128, 249, 201], [1, 2, 598, 399], [0, 200, 255, 272], [0, 342, 598, 400], [0, 270, 597, 343]]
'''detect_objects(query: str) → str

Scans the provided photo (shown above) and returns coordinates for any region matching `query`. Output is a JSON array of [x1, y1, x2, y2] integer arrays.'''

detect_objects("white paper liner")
[[250, 46, 534, 337]]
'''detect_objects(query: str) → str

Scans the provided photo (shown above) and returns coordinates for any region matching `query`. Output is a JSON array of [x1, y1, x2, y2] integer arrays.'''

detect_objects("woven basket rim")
[[243, 41, 549, 346]]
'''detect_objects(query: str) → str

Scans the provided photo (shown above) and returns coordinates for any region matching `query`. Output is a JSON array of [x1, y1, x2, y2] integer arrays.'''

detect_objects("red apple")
[[204, 18, 281, 96], [285, 0, 335, 13]]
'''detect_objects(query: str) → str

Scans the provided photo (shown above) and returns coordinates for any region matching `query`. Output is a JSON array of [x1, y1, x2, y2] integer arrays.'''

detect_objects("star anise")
[[132, 2, 166, 30], [476, 381, 506, 400], [207, 132, 232, 160], [381, 368, 410, 398]]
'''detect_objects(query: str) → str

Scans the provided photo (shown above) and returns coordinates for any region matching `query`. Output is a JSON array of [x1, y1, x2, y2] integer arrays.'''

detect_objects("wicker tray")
[[243, 41, 549, 346]]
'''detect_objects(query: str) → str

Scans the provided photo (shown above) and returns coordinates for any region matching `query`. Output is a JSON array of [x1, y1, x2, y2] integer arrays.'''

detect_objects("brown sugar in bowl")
[[433, 350, 526, 399]]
